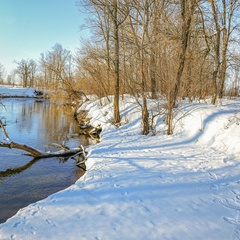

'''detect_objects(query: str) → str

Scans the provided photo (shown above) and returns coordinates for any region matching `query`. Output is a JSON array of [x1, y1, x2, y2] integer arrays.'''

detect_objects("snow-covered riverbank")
[[1, 95, 240, 239], [0, 86, 36, 98]]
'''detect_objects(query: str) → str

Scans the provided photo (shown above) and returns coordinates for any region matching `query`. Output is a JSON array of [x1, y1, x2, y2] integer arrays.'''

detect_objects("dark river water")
[[0, 98, 88, 224]]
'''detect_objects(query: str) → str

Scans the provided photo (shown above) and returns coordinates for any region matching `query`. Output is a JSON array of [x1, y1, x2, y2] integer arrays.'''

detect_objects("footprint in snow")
[[113, 183, 120, 188], [209, 172, 218, 180], [31, 210, 38, 216], [10, 234, 16, 240], [46, 219, 57, 227], [223, 214, 240, 240], [223, 154, 235, 163], [13, 222, 21, 228]]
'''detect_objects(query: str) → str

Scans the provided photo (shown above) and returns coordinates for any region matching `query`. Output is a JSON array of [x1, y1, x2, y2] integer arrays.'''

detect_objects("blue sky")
[[0, 0, 86, 75]]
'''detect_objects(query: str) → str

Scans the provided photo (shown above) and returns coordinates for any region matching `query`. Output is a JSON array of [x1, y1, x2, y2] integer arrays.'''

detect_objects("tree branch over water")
[[0, 120, 86, 159]]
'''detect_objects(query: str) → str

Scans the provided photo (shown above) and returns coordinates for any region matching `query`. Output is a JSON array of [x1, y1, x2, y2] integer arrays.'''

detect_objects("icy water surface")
[[0, 99, 88, 223]]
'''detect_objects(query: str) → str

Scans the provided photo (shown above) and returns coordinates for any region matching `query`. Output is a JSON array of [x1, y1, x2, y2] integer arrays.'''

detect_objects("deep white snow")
[[1, 91, 240, 240]]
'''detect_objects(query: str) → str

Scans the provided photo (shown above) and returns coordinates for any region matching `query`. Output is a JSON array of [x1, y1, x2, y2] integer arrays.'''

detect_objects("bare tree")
[[126, 0, 155, 135], [167, 0, 197, 135], [0, 63, 5, 84], [29, 59, 37, 88], [77, 0, 240, 135], [79, 0, 129, 123], [14, 59, 37, 87], [40, 43, 83, 103], [14, 59, 30, 87], [40, 43, 73, 87], [209, 0, 221, 104], [200, 0, 240, 103], [218, 0, 240, 98], [77, 42, 112, 102], [6, 75, 12, 85]]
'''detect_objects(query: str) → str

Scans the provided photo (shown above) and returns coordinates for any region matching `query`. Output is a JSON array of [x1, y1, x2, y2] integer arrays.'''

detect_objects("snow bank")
[[83, 96, 240, 158], [0, 86, 36, 97], [0, 96, 240, 240], [173, 99, 240, 158]]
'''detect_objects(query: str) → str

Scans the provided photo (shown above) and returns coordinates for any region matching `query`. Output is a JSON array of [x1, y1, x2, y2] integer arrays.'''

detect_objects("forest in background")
[[0, 0, 240, 135]]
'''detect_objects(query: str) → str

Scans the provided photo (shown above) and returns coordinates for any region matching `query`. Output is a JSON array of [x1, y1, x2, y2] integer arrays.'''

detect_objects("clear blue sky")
[[0, 0, 86, 75]]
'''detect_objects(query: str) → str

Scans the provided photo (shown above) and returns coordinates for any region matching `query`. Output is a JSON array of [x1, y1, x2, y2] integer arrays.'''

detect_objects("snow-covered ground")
[[1, 94, 240, 240], [0, 86, 36, 98]]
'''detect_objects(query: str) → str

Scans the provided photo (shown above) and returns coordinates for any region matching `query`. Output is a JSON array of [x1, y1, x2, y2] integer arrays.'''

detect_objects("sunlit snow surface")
[[0, 86, 35, 98], [1, 92, 240, 240]]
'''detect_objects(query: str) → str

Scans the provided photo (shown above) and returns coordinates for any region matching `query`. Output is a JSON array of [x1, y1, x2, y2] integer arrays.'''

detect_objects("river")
[[0, 98, 88, 224]]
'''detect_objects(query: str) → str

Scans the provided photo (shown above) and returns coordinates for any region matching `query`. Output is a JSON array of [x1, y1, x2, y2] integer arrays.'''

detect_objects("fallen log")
[[0, 120, 86, 159], [0, 141, 85, 159], [0, 141, 44, 158]]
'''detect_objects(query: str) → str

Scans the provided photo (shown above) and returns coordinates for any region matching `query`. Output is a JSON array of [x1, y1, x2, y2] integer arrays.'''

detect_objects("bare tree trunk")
[[211, 68, 219, 105], [140, 49, 149, 135], [167, 0, 196, 135], [127, 0, 150, 135], [210, 0, 221, 105], [113, 0, 121, 124], [219, 46, 227, 99], [150, 48, 157, 99]]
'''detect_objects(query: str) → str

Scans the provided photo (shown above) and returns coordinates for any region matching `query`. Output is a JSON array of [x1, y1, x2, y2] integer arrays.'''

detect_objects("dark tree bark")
[[113, 0, 121, 124]]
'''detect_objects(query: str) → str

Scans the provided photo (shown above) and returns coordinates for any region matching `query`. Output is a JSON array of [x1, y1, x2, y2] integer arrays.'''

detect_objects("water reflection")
[[0, 99, 88, 224], [3, 100, 80, 147], [0, 158, 38, 178]]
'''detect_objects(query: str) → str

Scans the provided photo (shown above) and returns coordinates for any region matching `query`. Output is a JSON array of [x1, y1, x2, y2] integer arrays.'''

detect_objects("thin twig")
[[0, 120, 11, 141]]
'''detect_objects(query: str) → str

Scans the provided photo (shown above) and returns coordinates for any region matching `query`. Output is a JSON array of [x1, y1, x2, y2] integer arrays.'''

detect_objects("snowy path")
[[0, 127, 240, 240]]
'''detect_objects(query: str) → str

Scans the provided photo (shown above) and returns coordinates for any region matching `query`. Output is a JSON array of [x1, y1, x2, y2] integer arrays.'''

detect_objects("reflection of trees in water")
[[2, 99, 81, 148], [4, 100, 34, 136], [19, 101, 34, 134], [30, 101, 77, 141], [40, 103, 78, 143]]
